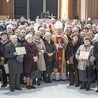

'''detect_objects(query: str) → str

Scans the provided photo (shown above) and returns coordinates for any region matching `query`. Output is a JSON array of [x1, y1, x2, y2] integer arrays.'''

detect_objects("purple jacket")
[[23, 41, 38, 73]]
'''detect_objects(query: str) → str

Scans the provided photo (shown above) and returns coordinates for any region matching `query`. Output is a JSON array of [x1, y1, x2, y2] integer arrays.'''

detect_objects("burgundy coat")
[[23, 41, 38, 73]]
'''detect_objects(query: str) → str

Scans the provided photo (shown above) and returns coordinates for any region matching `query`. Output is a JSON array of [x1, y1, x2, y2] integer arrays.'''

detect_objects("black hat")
[[0, 31, 8, 36]]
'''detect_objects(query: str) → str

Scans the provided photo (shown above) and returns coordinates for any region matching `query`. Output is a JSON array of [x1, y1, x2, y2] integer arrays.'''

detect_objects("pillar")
[[81, 0, 87, 20], [43, 0, 46, 12], [60, 0, 69, 19], [27, 0, 30, 19]]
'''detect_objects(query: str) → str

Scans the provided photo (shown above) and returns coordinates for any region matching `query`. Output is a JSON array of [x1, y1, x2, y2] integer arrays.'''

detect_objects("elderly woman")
[[23, 34, 38, 89], [76, 36, 95, 91], [33, 31, 46, 85], [6, 24, 14, 37], [44, 32, 56, 83], [66, 32, 81, 86]]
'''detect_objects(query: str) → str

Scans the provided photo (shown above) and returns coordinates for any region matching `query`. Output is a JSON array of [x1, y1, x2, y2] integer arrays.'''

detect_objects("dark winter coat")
[[44, 39, 56, 70], [23, 41, 38, 73], [93, 41, 98, 69], [4, 42, 23, 74], [44, 39, 56, 62], [0, 42, 4, 65], [66, 40, 81, 65]]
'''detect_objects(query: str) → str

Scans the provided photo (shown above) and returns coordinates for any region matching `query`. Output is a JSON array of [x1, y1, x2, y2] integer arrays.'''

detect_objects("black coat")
[[0, 42, 4, 65], [0, 42, 4, 58], [0, 40, 10, 64], [93, 41, 98, 69], [18, 37, 26, 45], [4, 42, 23, 74], [66, 40, 81, 65], [23, 41, 38, 73], [44, 39, 56, 71], [44, 39, 56, 62]]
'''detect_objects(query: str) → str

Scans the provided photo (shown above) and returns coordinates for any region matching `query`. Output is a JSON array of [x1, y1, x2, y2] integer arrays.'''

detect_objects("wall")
[[87, 0, 98, 19], [0, 0, 13, 18]]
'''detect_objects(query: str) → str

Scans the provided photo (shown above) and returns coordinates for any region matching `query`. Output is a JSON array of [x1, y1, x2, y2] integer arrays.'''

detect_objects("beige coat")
[[33, 38, 46, 71], [75, 44, 94, 70]]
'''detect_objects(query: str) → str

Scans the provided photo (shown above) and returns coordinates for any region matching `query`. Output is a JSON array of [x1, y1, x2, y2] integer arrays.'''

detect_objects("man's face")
[[56, 29, 62, 35], [11, 36, 17, 44], [20, 30, 26, 37]]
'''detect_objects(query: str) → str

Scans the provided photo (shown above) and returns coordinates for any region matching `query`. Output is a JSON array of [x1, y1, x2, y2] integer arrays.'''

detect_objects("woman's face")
[[35, 32, 41, 39], [7, 27, 13, 33], [84, 39, 90, 46], [1, 34, 8, 41], [72, 35, 79, 43], [80, 31, 85, 39], [45, 35, 51, 41], [27, 37, 33, 43]]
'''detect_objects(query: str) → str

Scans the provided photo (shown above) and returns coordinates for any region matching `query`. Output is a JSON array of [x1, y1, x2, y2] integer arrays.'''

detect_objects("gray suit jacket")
[[5, 42, 23, 74]]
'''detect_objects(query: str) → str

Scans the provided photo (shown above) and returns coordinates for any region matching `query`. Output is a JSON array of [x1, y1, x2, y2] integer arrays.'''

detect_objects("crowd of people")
[[0, 16, 98, 93]]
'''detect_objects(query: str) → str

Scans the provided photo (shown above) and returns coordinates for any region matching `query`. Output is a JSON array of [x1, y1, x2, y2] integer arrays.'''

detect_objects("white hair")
[[7, 24, 13, 29], [10, 35, 17, 40], [39, 27, 45, 31], [25, 34, 32, 40], [44, 32, 51, 39]]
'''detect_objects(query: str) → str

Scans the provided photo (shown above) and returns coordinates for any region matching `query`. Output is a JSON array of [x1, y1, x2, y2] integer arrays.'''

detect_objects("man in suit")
[[5, 35, 23, 92]]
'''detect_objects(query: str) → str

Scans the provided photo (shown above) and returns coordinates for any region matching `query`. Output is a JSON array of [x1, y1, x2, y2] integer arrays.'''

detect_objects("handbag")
[[69, 56, 74, 64], [4, 63, 9, 74], [31, 70, 42, 79], [0, 60, 4, 66]]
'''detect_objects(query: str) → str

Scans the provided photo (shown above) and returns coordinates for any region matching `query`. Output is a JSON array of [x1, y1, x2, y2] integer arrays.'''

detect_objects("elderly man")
[[5, 35, 23, 92]]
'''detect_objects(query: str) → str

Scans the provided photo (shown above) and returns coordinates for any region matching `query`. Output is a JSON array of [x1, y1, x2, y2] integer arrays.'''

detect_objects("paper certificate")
[[4, 63, 9, 74], [15, 47, 26, 55], [79, 51, 90, 60]]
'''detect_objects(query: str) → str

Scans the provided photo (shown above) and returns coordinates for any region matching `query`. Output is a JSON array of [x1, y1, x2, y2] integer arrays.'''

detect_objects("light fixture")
[[6, 0, 9, 2]]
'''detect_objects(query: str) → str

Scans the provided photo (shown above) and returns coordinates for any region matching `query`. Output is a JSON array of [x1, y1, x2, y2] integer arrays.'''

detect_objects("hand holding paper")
[[79, 51, 90, 60], [15, 47, 26, 55]]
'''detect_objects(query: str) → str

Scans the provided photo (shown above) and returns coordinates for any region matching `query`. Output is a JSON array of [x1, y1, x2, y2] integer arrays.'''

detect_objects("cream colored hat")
[[54, 21, 63, 29]]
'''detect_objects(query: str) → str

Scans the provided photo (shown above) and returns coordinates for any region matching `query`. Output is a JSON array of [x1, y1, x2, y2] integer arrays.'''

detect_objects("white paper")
[[16, 47, 26, 55], [4, 63, 9, 74], [80, 51, 90, 60]]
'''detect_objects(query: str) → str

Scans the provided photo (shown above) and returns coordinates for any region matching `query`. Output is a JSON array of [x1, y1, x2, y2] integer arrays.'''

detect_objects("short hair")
[[25, 34, 32, 40], [10, 35, 17, 40], [0, 30, 8, 36], [7, 24, 13, 30]]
